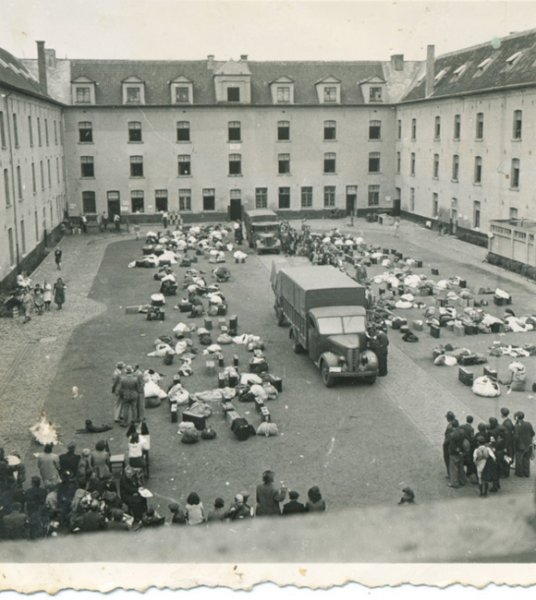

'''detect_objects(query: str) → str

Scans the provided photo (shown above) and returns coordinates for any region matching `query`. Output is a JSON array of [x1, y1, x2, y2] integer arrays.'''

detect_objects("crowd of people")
[[443, 407, 535, 496], [3, 271, 66, 322]]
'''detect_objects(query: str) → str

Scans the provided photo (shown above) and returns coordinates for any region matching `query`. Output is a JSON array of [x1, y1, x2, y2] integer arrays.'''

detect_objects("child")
[[43, 282, 52, 311], [398, 487, 415, 505], [185, 492, 206, 525], [34, 284, 45, 315]]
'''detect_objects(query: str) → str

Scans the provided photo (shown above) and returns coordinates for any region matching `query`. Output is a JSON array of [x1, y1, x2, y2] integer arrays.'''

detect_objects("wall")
[[395, 87, 536, 234], [63, 104, 397, 217], [0, 87, 66, 288]]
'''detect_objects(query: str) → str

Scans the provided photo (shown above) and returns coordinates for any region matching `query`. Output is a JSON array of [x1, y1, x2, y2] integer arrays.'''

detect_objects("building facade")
[[0, 45, 66, 290]]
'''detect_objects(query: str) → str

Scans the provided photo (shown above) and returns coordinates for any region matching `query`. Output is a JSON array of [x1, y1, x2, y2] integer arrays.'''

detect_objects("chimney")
[[207, 54, 215, 70], [45, 48, 56, 68], [390, 54, 404, 71], [36, 40, 48, 94], [240, 54, 248, 62], [425, 44, 435, 98]]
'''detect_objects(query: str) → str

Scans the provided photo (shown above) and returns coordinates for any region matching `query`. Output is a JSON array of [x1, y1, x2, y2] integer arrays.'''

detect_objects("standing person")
[[58, 442, 81, 481], [96, 212, 103, 232], [43, 282, 52, 311], [162, 211, 169, 230], [113, 213, 121, 233], [366, 325, 389, 376], [24, 476, 48, 539], [37, 444, 61, 488], [442, 412, 456, 479], [111, 362, 125, 423], [53, 277, 66, 310], [255, 470, 287, 517], [447, 420, 467, 489], [81, 214, 88, 234], [90, 440, 111, 480], [102, 211, 108, 232], [54, 247, 63, 270], [117, 365, 140, 427], [394, 217, 400, 238], [514, 411, 535, 478], [473, 437, 496, 497], [500, 407, 515, 466]]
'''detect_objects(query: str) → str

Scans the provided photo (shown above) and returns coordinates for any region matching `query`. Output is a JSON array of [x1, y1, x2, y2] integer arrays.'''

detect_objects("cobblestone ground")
[[0, 232, 124, 455]]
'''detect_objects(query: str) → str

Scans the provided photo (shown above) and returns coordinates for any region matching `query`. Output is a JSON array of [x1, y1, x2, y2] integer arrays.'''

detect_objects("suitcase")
[[125, 305, 143, 314], [490, 322, 504, 334], [269, 375, 283, 393], [204, 318, 213, 330], [228, 372, 239, 387], [416, 260, 423, 268], [493, 295, 506, 306], [217, 353, 225, 368], [221, 401, 234, 415], [458, 354, 478, 366], [231, 417, 254, 441], [412, 320, 424, 332], [170, 402, 179, 423], [431, 268, 440, 276], [430, 325, 441, 338], [458, 367, 474, 386], [232, 355, 240, 367], [218, 318, 227, 330], [483, 366, 497, 381], [182, 411, 206, 431], [463, 324, 478, 336], [260, 406, 271, 422], [228, 315, 238, 336], [218, 373, 227, 388], [453, 323, 465, 337]]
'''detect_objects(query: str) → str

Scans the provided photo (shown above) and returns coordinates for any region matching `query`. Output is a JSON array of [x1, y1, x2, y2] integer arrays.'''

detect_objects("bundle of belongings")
[[488, 341, 536, 358], [432, 344, 487, 367], [472, 375, 501, 397]]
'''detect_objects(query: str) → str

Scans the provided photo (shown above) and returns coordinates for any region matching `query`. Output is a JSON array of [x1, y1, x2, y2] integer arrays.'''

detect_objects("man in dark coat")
[[282, 491, 307, 516], [24, 476, 47, 539], [1, 502, 28, 540], [500, 407, 515, 464], [514, 411, 535, 477], [442, 411, 456, 478], [366, 325, 389, 376], [448, 421, 467, 488], [59, 442, 81, 480], [255, 470, 286, 516], [117, 365, 142, 426]]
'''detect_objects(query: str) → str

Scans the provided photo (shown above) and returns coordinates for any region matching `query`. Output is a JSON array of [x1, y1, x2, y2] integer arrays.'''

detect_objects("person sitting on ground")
[[107, 508, 130, 532], [206, 498, 226, 522], [141, 507, 165, 528], [168, 502, 187, 525], [1, 502, 28, 540], [185, 492, 206, 525], [398, 487, 415, 505], [76, 419, 113, 434], [282, 490, 307, 515], [225, 493, 253, 520], [305, 486, 326, 512], [501, 361, 527, 392]]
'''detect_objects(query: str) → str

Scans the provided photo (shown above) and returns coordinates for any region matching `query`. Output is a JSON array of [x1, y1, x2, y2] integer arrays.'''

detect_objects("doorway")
[[229, 191, 242, 221], [392, 188, 401, 217], [107, 199, 121, 218], [346, 185, 357, 216]]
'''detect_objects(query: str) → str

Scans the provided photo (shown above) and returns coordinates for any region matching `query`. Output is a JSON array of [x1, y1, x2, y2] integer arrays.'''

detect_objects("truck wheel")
[[364, 375, 376, 385], [321, 362, 335, 387]]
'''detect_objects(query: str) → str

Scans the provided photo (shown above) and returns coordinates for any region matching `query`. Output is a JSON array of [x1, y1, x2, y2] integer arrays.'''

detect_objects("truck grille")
[[347, 348, 359, 371]]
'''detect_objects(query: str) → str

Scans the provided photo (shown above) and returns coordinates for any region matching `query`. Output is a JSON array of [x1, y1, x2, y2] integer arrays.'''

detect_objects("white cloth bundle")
[[472, 376, 501, 398]]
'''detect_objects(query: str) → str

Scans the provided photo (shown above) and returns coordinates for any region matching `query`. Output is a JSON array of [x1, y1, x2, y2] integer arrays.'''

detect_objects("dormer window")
[[316, 77, 341, 104], [369, 87, 383, 102], [270, 76, 295, 104], [71, 77, 96, 105], [227, 87, 240, 102], [359, 76, 386, 104], [475, 57, 493, 76], [451, 64, 467, 80], [170, 77, 193, 104], [122, 77, 145, 105], [214, 59, 252, 104], [506, 51, 522, 68], [434, 68, 450, 83]]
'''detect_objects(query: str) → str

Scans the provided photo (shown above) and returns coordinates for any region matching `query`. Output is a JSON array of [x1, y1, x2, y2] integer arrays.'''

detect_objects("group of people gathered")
[[443, 407, 535, 496], [4, 271, 66, 323]]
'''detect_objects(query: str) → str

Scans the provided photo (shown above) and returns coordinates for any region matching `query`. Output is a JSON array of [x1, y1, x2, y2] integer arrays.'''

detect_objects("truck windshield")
[[317, 315, 365, 335]]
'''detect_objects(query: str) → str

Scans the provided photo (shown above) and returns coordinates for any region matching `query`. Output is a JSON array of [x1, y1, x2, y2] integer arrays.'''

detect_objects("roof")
[[68, 59, 388, 105], [0, 47, 45, 97], [245, 209, 278, 218], [310, 305, 367, 317], [279, 265, 361, 290], [402, 28, 536, 102]]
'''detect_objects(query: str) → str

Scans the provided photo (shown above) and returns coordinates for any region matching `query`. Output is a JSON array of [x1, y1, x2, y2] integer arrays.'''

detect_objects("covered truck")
[[243, 209, 281, 254], [272, 264, 378, 387]]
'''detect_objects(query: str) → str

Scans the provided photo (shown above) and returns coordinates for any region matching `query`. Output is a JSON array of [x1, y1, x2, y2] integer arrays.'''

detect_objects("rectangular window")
[[433, 153, 439, 178], [368, 185, 380, 206], [227, 87, 240, 102], [174, 86, 190, 103], [131, 190, 145, 213], [277, 120, 290, 141], [434, 116, 441, 140], [37, 117, 42, 146], [453, 114, 461, 140], [255, 187, 268, 209], [411, 118, 417, 140], [128, 121, 142, 142], [130, 156, 144, 177], [229, 153, 242, 175], [410, 152, 416, 176], [301, 187, 313, 208], [44, 119, 49, 146], [28, 116, 33, 146], [125, 86, 142, 104], [81, 156, 94, 178], [397, 119, 402, 140], [278, 153, 290, 174], [277, 87, 290, 103], [324, 186, 336, 208], [179, 188, 192, 211], [16, 166, 22, 200], [7, 228, 15, 266], [0, 112, 5, 147], [278, 186, 290, 209], [75, 87, 91, 104], [369, 120, 381, 140], [433, 193, 439, 218], [324, 120, 336, 140], [202, 188, 215, 211], [178, 154, 191, 176], [473, 201, 481, 228], [34, 210, 38, 242], [155, 189, 168, 212], [509, 207, 518, 220], [177, 121, 190, 142], [476, 112, 484, 139], [324, 152, 336, 174], [323, 87, 337, 103], [54, 120, 58, 145], [474, 156, 482, 184], [452, 154, 459, 181], [3, 168, 10, 206], [228, 121, 241, 142], [56, 158, 60, 184], [31, 163, 36, 193], [410, 187, 415, 212], [79, 121, 93, 143], [20, 220, 25, 255], [82, 191, 96, 213], [47, 159, 51, 187], [396, 152, 401, 174], [369, 87, 383, 102], [368, 152, 380, 173], [12, 113, 19, 147], [511, 158, 520, 188], [40, 161, 45, 190], [513, 110, 522, 140]]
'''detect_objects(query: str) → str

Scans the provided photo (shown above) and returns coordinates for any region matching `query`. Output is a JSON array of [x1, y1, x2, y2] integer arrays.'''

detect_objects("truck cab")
[[244, 209, 281, 254]]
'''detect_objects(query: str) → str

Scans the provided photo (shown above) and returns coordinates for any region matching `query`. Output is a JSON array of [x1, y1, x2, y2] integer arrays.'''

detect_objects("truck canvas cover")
[[244, 209, 278, 222], [275, 265, 366, 312]]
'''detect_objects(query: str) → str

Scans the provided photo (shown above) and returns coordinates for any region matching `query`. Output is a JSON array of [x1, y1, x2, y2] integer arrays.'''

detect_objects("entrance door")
[[108, 199, 121, 218], [392, 188, 401, 217], [346, 185, 357, 216], [229, 198, 242, 221]]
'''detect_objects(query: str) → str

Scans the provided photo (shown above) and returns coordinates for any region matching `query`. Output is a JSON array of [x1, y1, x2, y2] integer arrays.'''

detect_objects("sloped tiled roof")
[[402, 28, 536, 102], [0, 47, 45, 97], [69, 59, 387, 105]]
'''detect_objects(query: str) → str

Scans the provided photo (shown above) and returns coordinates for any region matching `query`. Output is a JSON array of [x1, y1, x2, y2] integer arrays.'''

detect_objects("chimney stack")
[[240, 54, 248, 62], [207, 54, 215, 70], [36, 40, 48, 94], [425, 44, 435, 98], [390, 54, 404, 71]]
